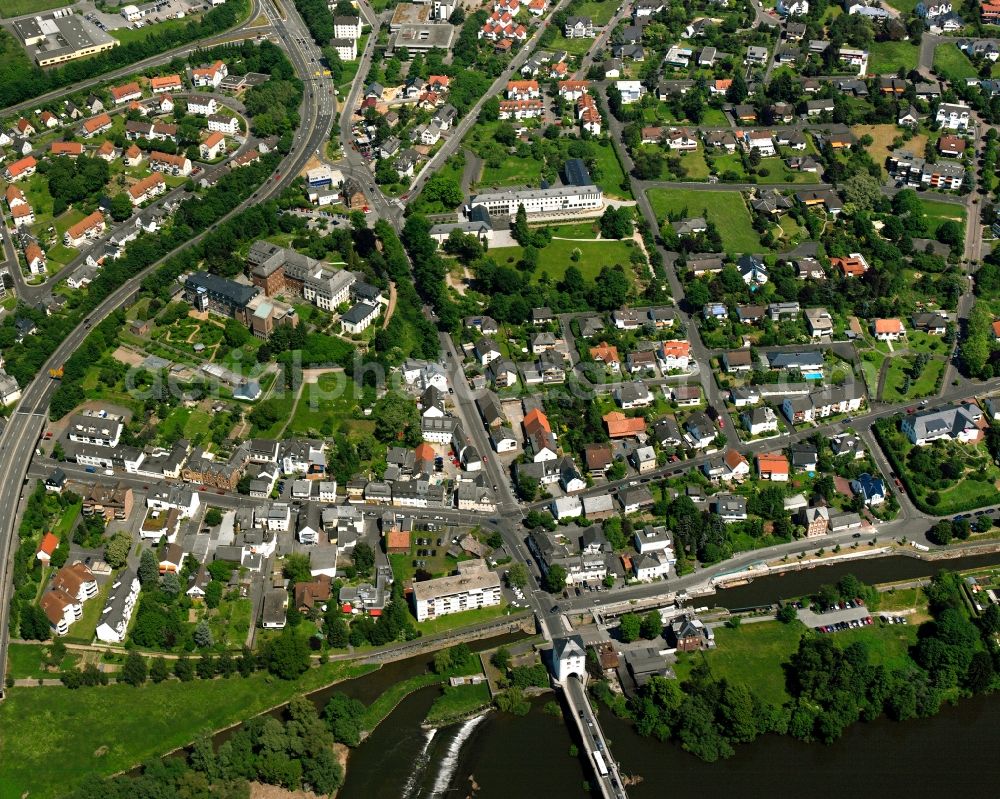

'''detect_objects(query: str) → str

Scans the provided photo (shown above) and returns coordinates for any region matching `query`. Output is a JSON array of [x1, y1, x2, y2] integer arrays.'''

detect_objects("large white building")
[[467, 185, 603, 219], [411, 559, 501, 621], [95, 568, 140, 643]]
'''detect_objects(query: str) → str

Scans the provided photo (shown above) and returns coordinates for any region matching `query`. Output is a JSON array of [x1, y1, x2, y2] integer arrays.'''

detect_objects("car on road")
[[852, 532, 861, 538]]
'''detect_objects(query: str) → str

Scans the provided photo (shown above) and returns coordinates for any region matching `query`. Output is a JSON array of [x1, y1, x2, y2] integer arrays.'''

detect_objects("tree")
[[160, 572, 180, 599], [325, 612, 349, 648], [543, 564, 567, 593], [150, 657, 170, 683], [262, 628, 311, 679], [600, 206, 633, 240], [936, 220, 963, 248], [641, 610, 663, 640], [194, 619, 214, 648], [619, 612, 641, 643], [777, 604, 798, 624], [204, 508, 223, 527], [110, 193, 133, 222], [422, 172, 464, 208], [283, 552, 312, 583], [372, 392, 421, 446], [19, 604, 51, 640], [506, 563, 528, 589], [324, 692, 366, 746], [174, 654, 194, 681], [121, 651, 148, 687], [352, 541, 375, 576], [842, 173, 882, 211], [138, 548, 159, 587], [491, 646, 512, 671], [928, 520, 953, 546], [104, 531, 132, 568]]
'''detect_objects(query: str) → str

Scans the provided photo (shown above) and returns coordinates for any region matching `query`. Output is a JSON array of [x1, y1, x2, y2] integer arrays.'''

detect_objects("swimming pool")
[[802, 371, 824, 380]]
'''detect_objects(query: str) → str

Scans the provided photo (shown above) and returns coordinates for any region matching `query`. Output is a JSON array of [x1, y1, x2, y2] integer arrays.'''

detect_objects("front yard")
[[646, 188, 762, 253]]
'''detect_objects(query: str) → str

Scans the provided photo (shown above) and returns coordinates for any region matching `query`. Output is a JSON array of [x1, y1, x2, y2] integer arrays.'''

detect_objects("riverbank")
[[0, 659, 377, 799], [423, 682, 493, 727]]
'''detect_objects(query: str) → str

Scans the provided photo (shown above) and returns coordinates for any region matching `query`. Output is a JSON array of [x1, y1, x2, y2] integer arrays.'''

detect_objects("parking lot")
[[799, 603, 874, 632]]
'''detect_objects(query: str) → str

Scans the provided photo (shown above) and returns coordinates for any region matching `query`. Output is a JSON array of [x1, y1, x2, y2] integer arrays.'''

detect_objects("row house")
[[499, 99, 543, 119], [780, 385, 865, 424], [506, 79, 540, 100], [149, 151, 193, 177], [150, 74, 183, 93]]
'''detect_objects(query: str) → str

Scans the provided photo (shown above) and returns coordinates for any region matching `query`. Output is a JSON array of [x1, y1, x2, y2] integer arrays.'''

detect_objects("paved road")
[[0, 0, 338, 693], [405, 0, 575, 207], [0, 0, 269, 119]]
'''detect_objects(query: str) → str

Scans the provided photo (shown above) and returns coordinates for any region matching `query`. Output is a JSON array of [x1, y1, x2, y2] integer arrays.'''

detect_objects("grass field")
[[0, 660, 376, 799], [886, 0, 921, 11], [933, 44, 979, 81], [882, 356, 945, 401], [851, 124, 920, 175], [5, 642, 77, 680], [489, 237, 638, 284], [591, 139, 631, 198], [548, 32, 596, 56], [288, 372, 374, 439], [0, 0, 71, 17], [646, 188, 762, 253], [920, 199, 966, 238], [480, 155, 543, 188], [415, 603, 509, 636], [675, 619, 924, 706], [574, 0, 618, 24], [425, 682, 492, 725], [868, 41, 919, 74], [675, 621, 805, 705]]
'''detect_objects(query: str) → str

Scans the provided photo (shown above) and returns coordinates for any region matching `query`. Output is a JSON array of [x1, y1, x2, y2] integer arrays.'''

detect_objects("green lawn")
[[489, 237, 638, 284], [882, 357, 945, 401], [675, 621, 805, 705], [0, 660, 376, 799], [868, 41, 919, 74], [0, 0, 71, 17], [480, 155, 543, 188], [710, 153, 819, 185], [574, 0, 618, 24], [109, 15, 202, 48], [886, 0, 921, 11], [591, 139, 632, 198], [289, 372, 373, 439], [548, 32, 597, 56], [414, 603, 510, 636], [836, 622, 918, 671], [646, 188, 762, 253], [65, 581, 111, 644], [5, 643, 77, 680], [425, 682, 492, 725], [919, 199, 966, 238], [932, 44, 979, 81]]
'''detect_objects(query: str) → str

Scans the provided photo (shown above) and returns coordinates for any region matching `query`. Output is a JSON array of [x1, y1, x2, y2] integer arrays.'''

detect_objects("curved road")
[[0, 0, 337, 692]]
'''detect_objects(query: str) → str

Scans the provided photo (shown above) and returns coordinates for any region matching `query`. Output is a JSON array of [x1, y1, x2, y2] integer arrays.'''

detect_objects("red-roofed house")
[[756, 452, 789, 481], [590, 342, 621, 372], [603, 411, 646, 438], [110, 82, 142, 104], [192, 60, 228, 88], [872, 318, 905, 341], [50, 141, 83, 157], [659, 340, 692, 371], [4, 156, 36, 182], [831, 253, 869, 278], [25, 242, 45, 274], [36, 532, 59, 563], [81, 112, 113, 138], [151, 74, 183, 93]]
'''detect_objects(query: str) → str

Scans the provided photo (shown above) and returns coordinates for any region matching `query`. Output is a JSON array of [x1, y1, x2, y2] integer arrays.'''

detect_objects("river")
[[338, 552, 1000, 798]]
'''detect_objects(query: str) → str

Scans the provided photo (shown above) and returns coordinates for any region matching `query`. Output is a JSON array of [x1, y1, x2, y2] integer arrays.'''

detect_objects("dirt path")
[[382, 281, 397, 329]]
